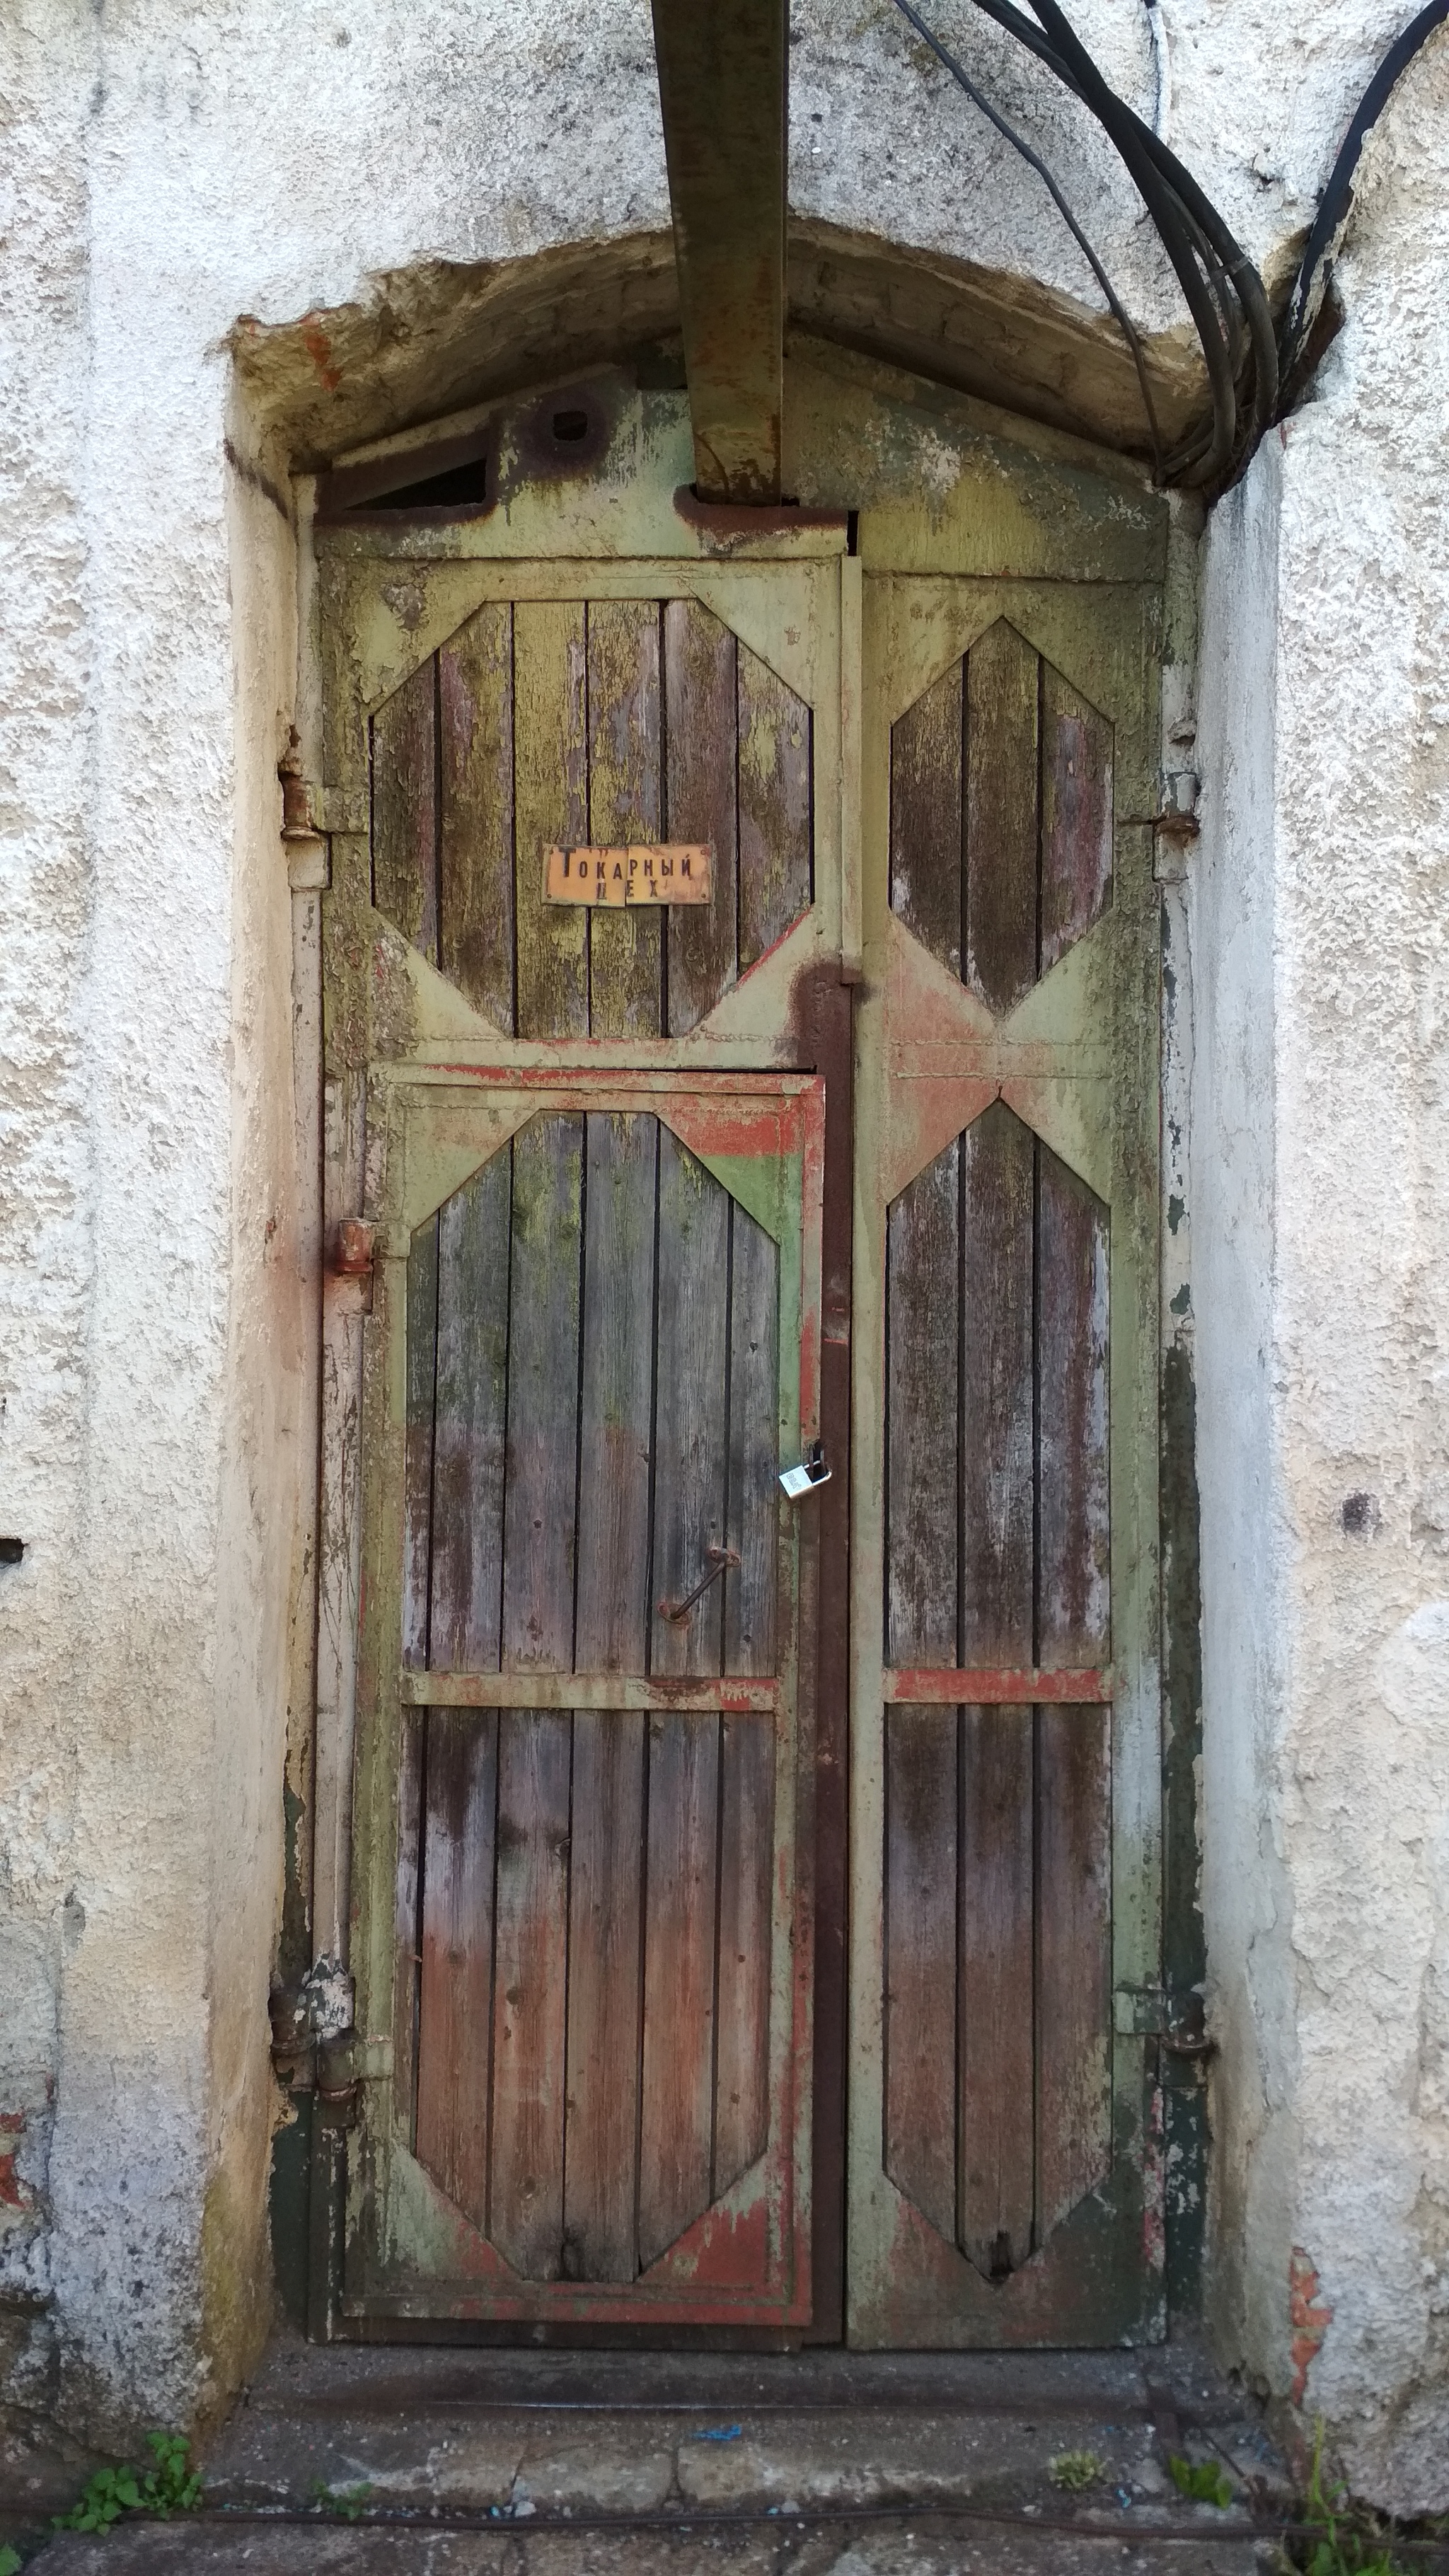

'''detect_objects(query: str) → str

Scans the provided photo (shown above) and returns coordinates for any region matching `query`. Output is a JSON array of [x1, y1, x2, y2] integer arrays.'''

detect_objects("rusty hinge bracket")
[[277, 729, 330, 891], [270, 1957, 391, 2118], [1114, 1984, 1216, 2058]]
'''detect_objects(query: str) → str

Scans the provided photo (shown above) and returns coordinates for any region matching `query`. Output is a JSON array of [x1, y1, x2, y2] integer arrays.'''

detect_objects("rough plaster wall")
[[204, 457, 305, 2405], [0, 4, 101, 2428], [1194, 29, 1449, 2510], [1194, 439, 1299, 2398], [0, 0, 1444, 2483]]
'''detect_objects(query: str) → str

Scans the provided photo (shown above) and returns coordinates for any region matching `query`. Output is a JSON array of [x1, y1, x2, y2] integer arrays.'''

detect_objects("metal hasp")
[[650, 0, 787, 502]]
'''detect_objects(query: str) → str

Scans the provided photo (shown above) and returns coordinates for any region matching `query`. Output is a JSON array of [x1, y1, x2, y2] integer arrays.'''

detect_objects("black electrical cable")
[[887, 0, 1278, 492], [888, 0, 1165, 478], [1017, 0, 1262, 485], [1276, 0, 1449, 403]]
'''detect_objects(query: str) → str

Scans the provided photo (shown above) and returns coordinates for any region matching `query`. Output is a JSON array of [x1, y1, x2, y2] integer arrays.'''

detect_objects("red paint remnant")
[[1289, 2246, 1333, 2404], [333, 1218, 375, 1278], [641, 2190, 770, 2293], [884, 1665, 1113, 1704], [0, 2112, 27, 2210], [300, 311, 342, 393]]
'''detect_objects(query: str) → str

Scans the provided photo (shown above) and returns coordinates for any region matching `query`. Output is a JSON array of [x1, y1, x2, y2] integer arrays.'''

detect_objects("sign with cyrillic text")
[[543, 843, 713, 907]]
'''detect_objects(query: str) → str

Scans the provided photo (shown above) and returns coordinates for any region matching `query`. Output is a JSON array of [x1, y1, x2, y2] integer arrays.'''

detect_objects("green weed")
[[1287, 2422, 1410, 2576], [1049, 2449, 1107, 2490], [53, 2431, 202, 2533], [1170, 2454, 1235, 2509], [310, 2478, 374, 2521], [0, 2544, 21, 2575]]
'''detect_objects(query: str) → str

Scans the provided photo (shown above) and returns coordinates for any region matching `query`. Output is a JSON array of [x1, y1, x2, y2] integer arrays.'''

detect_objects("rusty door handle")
[[659, 1544, 741, 1624]]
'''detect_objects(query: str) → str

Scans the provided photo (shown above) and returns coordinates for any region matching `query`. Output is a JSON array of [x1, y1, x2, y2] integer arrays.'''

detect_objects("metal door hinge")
[[1114, 1984, 1216, 2057], [277, 731, 330, 891], [269, 1957, 392, 2113]]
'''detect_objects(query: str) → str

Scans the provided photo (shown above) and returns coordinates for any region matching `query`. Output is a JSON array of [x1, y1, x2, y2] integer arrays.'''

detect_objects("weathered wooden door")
[[310, 358, 1167, 2347], [846, 560, 1163, 2346], [314, 456, 846, 2331], [350, 1070, 821, 2326]]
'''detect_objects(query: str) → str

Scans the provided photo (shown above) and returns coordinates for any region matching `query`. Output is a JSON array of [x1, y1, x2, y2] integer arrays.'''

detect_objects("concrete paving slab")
[[30, 2512, 1278, 2574], [16, 2327, 1289, 2572]]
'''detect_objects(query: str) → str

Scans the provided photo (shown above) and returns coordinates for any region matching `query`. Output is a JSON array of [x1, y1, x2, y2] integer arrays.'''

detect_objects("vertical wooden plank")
[[965, 622, 1039, 1014], [563, 1109, 656, 2283], [650, 1131, 732, 1678], [1039, 666, 1113, 975], [1035, 1140, 1112, 2243], [489, 1710, 572, 2279], [501, 1116, 583, 1674], [403, 1216, 439, 1673], [883, 1132, 960, 2243], [415, 1709, 498, 2234], [1037, 1143, 1111, 1666], [957, 1100, 1037, 2275], [439, 602, 514, 1027], [429, 1154, 510, 1673], [563, 1709, 645, 2281], [713, 1714, 774, 2195], [587, 599, 663, 1039], [884, 1706, 958, 2243], [490, 1112, 580, 2280], [737, 642, 812, 971], [392, 1709, 425, 2152], [957, 1709, 1034, 2274], [1037, 1706, 1112, 2236], [959, 1104, 1035, 1659], [514, 602, 588, 1039], [639, 1711, 721, 2266], [885, 1139, 959, 1668], [575, 1114, 657, 1673], [889, 657, 964, 978], [714, 1197, 779, 2198], [642, 1132, 730, 2263], [371, 656, 438, 960], [664, 599, 738, 1034], [723, 1201, 779, 1678]]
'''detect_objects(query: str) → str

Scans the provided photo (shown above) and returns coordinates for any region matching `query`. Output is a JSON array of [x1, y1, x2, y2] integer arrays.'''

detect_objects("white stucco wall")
[[0, 0, 1445, 2502], [1194, 26, 1449, 2506]]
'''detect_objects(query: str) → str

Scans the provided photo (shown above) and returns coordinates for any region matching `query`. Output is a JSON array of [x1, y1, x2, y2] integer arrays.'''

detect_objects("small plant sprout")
[[0, 2546, 21, 2575], [311, 2478, 375, 2522], [1294, 2419, 1410, 2576], [1049, 2448, 1107, 2490], [54, 2430, 202, 2532], [1169, 2454, 1234, 2509]]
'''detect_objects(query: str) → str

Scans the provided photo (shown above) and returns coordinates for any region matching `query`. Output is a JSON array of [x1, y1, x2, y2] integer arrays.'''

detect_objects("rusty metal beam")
[[650, 0, 787, 503]]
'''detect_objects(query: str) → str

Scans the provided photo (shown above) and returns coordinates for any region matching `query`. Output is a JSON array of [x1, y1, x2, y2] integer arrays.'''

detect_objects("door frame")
[[279, 347, 1192, 2346]]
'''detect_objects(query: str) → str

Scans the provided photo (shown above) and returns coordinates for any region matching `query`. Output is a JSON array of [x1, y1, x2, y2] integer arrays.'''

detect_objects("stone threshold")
[[18, 2327, 1295, 2572]]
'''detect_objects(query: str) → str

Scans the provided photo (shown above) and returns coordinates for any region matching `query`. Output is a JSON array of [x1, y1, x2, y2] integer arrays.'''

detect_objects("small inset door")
[[345, 1073, 823, 2328]]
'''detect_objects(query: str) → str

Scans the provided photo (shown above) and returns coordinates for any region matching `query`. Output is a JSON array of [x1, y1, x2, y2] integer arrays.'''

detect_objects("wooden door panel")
[[882, 1104, 1113, 2285], [850, 574, 1160, 2347], [347, 1076, 821, 2327], [369, 597, 813, 1044]]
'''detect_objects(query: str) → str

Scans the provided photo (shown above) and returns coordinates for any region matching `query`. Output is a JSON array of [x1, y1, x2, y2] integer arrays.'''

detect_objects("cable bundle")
[[890, 0, 1278, 494]]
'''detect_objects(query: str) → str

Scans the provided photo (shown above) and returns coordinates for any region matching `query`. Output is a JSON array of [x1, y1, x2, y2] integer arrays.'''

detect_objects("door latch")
[[780, 1440, 830, 1501], [659, 1544, 740, 1624], [1114, 1985, 1216, 2058]]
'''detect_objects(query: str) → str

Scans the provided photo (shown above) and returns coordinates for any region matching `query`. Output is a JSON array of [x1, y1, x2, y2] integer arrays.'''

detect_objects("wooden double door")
[[318, 443, 1163, 2344]]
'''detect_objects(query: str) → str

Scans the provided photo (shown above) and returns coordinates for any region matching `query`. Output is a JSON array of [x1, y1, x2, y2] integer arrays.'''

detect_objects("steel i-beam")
[[650, 0, 787, 504]]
